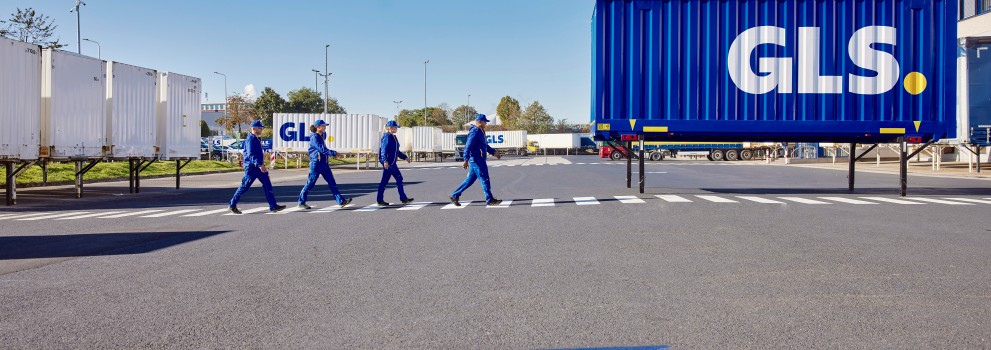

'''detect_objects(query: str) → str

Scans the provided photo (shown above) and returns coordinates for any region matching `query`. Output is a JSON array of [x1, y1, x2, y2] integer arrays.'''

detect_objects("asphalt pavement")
[[1, 155, 989, 349]]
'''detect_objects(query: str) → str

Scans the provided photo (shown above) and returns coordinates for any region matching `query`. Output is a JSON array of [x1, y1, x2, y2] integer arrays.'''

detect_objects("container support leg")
[[978, 146, 983, 173], [899, 142, 907, 197], [625, 141, 632, 189], [41, 161, 48, 187], [128, 159, 136, 193], [848, 143, 856, 191], [176, 159, 192, 189], [75, 159, 101, 199], [638, 139, 645, 194], [134, 159, 158, 194], [5, 163, 12, 206]]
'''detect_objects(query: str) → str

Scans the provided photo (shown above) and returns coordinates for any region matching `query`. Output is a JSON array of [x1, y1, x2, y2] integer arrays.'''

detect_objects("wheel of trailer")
[[212, 153, 222, 161], [706, 154, 713, 161], [710, 150, 725, 161], [740, 149, 754, 161], [724, 149, 739, 161], [649, 152, 663, 161], [610, 150, 624, 161]]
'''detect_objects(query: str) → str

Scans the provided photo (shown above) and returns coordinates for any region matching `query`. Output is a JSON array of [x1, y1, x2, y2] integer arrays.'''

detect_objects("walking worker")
[[229, 120, 285, 214], [376, 120, 414, 206], [449, 114, 502, 206], [297, 119, 352, 209]]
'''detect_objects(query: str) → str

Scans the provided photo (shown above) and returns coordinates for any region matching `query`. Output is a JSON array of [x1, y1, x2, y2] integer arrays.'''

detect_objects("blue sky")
[[2, 0, 595, 123]]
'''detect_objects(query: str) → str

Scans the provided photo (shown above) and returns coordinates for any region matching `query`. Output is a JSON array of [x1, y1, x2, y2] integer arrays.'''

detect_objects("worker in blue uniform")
[[297, 119, 352, 209], [376, 120, 414, 206], [449, 114, 502, 206], [229, 120, 285, 214]]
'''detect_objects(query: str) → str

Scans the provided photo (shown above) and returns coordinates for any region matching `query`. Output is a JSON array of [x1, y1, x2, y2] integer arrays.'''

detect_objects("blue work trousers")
[[376, 164, 408, 203], [451, 160, 494, 202], [298, 165, 344, 205], [229, 166, 278, 210]]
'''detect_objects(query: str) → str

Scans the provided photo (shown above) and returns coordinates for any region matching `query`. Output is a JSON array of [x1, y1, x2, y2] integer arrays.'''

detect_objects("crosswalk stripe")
[[697, 195, 738, 203], [18, 211, 91, 221], [355, 205, 383, 212], [943, 198, 991, 205], [573, 197, 600, 205], [441, 201, 473, 209], [656, 195, 692, 203], [0, 212, 46, 220], [487, 200, 513, 208], [615, 196, 645, 204], [0, 213, 19, 219], [312, 204, 354, 213], [779, 197, 831, 204], [184, 208, 231, 217], [819, 197, 877, 205], [398, 202, 432, 211], [100, 209, 163, 218], [576, 163, 586, 165], [737, 196, 784, 204], [907, 198, 974, 205], [141, 209, 200, 218], [270, 206, 307, 215], [56, 211, 125, 220], [860, 197, 925, 205], [531, 198, 555, 207], [225, 207, 270, 215]]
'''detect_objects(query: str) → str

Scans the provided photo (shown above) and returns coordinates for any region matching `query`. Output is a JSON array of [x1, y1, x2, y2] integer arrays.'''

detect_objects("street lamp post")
[[311, 69, 321, 91], [467, 94, 471, 126], [83, 38, 100, 59], [423, 60, 429, 125], [392, 100, 402, 121], [324, 44, 330, 114], [213, 71, 229, 133], [69, 0, 86, 54]]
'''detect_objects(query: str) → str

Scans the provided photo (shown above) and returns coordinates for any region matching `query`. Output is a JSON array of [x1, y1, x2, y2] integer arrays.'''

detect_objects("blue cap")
[[314, 119, 328, 127], [475, 114, 490, 123], [385, 120, 399, 128], [250, 120, 264, 128]]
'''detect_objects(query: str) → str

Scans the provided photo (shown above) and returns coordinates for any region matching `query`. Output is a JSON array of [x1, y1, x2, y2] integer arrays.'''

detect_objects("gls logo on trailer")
[[279, 122, 311, 142], [486, 135, 505, 144], [728, 26, 927, 96]]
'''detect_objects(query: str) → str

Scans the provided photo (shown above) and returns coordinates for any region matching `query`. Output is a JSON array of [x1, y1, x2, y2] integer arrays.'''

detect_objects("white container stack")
[[485, 130, 527, 149], [156, 72, 202, 159], [396, 127, 414, 153], [526, 133, 581, 149], [41, 49, 107, 159], [106, 62, 158, 158], [441, 132, 459, 152], [272, 114, 388, 154], [0, 37, 41, 160], [411, 126, 442, 153]]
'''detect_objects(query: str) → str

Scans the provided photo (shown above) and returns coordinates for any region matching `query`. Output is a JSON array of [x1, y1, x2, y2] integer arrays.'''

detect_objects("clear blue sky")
[[2, 0, 595, 123]]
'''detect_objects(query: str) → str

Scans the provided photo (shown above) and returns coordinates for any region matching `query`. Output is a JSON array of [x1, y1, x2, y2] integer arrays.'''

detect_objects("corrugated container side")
[[412, 126, 442, 152], [486, 131, 527, 149], [107, 62, 158, 158], [272, 114, 385, 153], [965, 37, 991, 146], [527, 134, 582, 148], [0, 37, 41, 160], [156, 72, 201, 159], [441, 132, 457, 152], [396, 128, 414, 152], [592, 0, 957, 142], [41, 49, 106, 159]]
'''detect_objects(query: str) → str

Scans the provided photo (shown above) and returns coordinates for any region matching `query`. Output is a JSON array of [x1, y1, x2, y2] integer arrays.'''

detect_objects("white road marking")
[[573, 197, 600, 205], [56, 211, 125, 220], [778, 197, 831, 204], [943, 198, 991, 205], [269, 206, 308, 214], [907, 198, 974, 205], [487, 200, 513, 208], [224, 207, 271, 215], [312, 204, 354, 213], [615, 196, 645, 204], [696, 195, 738, 203], [442, 201, 472, 209], [656, 195, 692, 203], [141, 209, 200, 218], [819, 197, 878, 205], [100, 210, 163, 218], [398, 202, 432, 211], [184, 208, 232, 217], [18, 211, 90, 221], [737, 196, 784, 204], [355, 205, 384, 212], [531, 198, 555, 207], [860, 197, 925, 205], [0, 212, 46, 220]]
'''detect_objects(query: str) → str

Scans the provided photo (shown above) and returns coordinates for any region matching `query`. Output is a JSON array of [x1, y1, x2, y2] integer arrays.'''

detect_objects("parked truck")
[[525, 133, 598, 155], [599, 141, 782, 162], [454, 130, 529, 161]]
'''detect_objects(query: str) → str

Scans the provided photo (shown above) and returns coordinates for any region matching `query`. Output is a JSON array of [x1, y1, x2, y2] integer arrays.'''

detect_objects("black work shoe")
[[339, 198, 352, 208], [487, 199, 503, 206], [377, 202, 391, 207], [229, 206, 242, 214], [401, 198, 415, 205], [449, 196, 461, 207], [297, 203, 312, 210], [270, 205, 287, 213]]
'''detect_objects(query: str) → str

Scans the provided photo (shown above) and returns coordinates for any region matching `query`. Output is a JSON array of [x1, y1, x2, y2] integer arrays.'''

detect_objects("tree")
[[287, 87, 323, 113], [450, 105, 478, 127], [496, 96, 522, 129], [325, 97, 347, 114], [251, 87, 286, 128], [199, 120, 211, 137], [554, 119, 569, 133], [216, 94, 253, 137], [520, 101, 554, 134], [0, 8, 63, 48], [394, 106, 449, 127]]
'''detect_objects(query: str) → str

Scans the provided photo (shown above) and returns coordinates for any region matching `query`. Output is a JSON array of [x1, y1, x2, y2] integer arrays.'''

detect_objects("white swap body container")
[[411, 126, 442, 153], [0, 37, 41, 160], [441, 132, 458, 152], [485, 130, 527, 149], [41, 49, 107, 159], [526, 133, 581, 149], [272, 113, 388, 154], [107, 62, 158, 158], [156, 72, 202, 159], [396, 127, 414, 153]]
